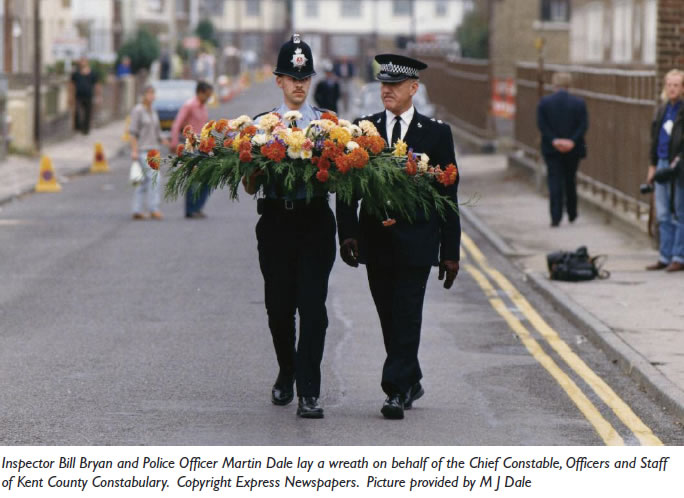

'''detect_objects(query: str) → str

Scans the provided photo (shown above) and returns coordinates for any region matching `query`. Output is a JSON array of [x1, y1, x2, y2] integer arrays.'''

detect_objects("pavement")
[[458, 153, 684, 423]]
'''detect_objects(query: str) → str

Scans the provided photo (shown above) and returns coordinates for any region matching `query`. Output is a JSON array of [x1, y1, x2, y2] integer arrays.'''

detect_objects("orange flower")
[[198, 136, 216, 154], [242, 125, 258, 137], [239, 139, 252, 152], [239, 150, 253, 162], [321, 112, 339, 124], [261, 142, 286, 162], [336, 155, 352, 174], [405, 155, 417, 176], [223, 137, 234, 148], [348, 148, 369, 169], [176, 144, 185, 157], [316, 169, 329, 182], [369, 136, 386, 155], [146, 150, 161, 170], [436, 164, 458, 186], [214, 119, 229, 133], [382, 218, 397, 227], [182, 125, 194, 138]]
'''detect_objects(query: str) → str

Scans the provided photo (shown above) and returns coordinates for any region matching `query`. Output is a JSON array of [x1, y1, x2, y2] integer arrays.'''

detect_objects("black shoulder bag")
[[546, 246, 609, 282]]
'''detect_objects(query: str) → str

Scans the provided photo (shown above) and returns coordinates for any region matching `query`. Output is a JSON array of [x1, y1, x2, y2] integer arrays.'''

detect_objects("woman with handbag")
[[129, 84, 170, 220]]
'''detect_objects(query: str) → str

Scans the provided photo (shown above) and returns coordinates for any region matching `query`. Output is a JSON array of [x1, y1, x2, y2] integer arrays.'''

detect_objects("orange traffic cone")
[[90, 142, 109, 173], [35, 156, 62, 193]]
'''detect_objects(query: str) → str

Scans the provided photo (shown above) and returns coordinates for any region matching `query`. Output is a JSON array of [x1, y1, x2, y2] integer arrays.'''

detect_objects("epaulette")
[[312, 106, 328, 114], [252, 108, 278, 120]]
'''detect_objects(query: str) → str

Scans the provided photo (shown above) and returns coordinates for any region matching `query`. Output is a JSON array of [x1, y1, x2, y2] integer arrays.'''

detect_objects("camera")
[[640, 183, 654, 194]]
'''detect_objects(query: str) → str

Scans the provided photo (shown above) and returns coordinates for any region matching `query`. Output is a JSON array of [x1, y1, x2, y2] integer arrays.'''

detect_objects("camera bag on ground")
[[546, 246, 609, 282]]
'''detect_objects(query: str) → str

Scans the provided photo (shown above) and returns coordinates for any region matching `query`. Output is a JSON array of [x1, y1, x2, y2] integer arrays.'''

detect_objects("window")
[[642, 0, 656, 64], [540, 0, 570, 22], [435, 0, 448, 16], [393, 0, 412, 16], [612, 0, 633, 63], [246, 0, 260, 16], [341, 0, 362, 17], [305, 0, 318, 17], [146, 0, 163, 12]]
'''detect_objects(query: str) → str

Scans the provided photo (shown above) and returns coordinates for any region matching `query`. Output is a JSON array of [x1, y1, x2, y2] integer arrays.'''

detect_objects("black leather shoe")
[[296, 397, 324, 418], [381, 394, 405, 420], [404, 382, 424, 410], [271, 373, 294, 406]]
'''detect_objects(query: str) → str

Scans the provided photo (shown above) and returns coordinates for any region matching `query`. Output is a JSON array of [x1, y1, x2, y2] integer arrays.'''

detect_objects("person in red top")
[[170, 81, 214, 218]]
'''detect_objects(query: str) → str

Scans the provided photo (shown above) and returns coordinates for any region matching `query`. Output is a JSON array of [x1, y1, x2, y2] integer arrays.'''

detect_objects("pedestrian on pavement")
[[70, 57, 101, 135], [129, 85, 170, 220], [170, 81, 214, 219], [645, 69, 684, 272], [116, 56, 132, 79], [314, 64, 340, 113], [336, 54, 461, 420], [243, 34, 335, 419], [536, 71, 588, 227]]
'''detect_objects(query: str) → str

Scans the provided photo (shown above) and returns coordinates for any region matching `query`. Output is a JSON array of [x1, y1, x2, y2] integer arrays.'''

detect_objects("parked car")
[[348, 82, 436, 120], [152, 80, 197, 130]]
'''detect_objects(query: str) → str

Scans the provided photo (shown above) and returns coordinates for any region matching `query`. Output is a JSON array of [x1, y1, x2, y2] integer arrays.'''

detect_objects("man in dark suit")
[[314, 65, 341, 113], [336, 54, 461, 420], [537, 71, 588, 227]]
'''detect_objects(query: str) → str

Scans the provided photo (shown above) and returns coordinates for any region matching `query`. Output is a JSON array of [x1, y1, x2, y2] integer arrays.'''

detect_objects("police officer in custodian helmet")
[[243, 34, 335, 419]]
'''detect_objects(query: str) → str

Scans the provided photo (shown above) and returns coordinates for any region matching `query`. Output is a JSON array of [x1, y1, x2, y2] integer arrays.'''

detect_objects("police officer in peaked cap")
[[336, 53, 461, 420], [243, 34, 335, 419]]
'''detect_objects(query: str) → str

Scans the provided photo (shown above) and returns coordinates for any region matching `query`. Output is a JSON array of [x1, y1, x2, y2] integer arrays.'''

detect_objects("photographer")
[[645, 69, 684, 272]]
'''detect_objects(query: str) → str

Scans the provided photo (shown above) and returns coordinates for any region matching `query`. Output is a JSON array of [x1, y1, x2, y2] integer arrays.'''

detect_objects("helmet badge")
[[291, 47, 308, 71]]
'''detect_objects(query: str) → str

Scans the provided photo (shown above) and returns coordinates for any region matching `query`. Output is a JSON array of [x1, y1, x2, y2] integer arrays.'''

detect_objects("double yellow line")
[[461, 232, 662, 446]]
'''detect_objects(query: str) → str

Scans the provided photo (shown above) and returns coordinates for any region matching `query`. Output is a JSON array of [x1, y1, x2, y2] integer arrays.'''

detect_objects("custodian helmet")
[[273, 33, 316, 80]]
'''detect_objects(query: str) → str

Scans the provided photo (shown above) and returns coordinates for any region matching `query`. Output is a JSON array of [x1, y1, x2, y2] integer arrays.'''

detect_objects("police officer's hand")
[[438, 260, 459, 289], [242, 168, 264, 195], [340, 238, 359, 268]]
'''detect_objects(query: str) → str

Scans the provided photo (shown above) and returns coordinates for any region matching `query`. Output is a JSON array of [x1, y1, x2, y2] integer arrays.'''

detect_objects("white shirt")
[[385, 106, 415, 144]]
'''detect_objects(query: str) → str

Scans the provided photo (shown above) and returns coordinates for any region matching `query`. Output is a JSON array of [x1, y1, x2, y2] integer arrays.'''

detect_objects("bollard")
[[90, 142, 109, 173], [35, 156, 62, 193]]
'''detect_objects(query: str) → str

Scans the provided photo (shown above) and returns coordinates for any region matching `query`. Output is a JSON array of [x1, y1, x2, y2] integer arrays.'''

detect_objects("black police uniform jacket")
[[336, 109, 461, 266]]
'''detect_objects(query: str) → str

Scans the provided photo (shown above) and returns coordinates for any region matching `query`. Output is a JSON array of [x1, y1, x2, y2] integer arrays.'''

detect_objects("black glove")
[[340, 238, 359, 268], [438, 260, 459, 289]]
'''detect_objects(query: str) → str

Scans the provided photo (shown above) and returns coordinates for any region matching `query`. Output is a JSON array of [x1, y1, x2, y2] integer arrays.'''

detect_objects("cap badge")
[[291, 47, 308, 70], [293, 33, 301, 44]]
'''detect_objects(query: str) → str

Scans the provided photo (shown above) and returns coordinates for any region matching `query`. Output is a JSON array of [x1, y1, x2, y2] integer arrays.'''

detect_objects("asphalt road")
[[0, 82, 681, 445]]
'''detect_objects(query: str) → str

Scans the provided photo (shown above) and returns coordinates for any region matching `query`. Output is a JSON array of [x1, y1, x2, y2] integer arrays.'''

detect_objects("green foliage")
[[456, 9, 489, 59], [164, 149, 457, 223], [195, 19, 218, 47], [117, 29, 161, 73]]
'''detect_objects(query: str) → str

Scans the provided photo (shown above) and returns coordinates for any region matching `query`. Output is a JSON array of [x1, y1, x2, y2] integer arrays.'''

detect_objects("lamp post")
[[33, 0, 41, 153]]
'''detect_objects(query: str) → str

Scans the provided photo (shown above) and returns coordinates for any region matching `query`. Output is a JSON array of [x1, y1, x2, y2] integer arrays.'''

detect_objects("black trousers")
[[74, 96, 93, 135], [256, 201, 336, 397], [366, 264, 431, 396], [545, 154, 580, 224]]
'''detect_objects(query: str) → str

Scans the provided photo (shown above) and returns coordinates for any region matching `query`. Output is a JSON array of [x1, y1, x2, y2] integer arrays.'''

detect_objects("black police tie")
[[391, 116, 401, 146]]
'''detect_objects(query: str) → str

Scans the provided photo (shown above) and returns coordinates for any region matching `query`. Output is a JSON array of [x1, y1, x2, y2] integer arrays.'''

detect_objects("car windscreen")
[[153, 83, 196, 102]]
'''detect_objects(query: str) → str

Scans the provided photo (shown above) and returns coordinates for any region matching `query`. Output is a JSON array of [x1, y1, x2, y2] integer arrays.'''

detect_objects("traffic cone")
[[122, 115, 131, 142], [90, 142, 109, 173], [35, 156, 61, 193]]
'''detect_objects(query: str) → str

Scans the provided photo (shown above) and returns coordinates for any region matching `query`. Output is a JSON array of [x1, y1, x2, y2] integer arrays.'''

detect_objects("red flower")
[[369, 136, 386, 155], [176, 144, 185, 157], [405, 155, 417, 176], [182, 125, 194, 138], [316, 169, 329, 182], [436, 164, 458, 186], [321, 112, 339, 124], [335, 155, 352, 174], [349, 148, 369, 169], [382, 218, 397, 227], [239, 139, 252, 153], [239, 150, 253, 162], [261, 142, 286, 162], [146, 150, 161, 170], [318, 157, 331, 170], [223, 137, 234, 148], [198, 136, 216, 154]]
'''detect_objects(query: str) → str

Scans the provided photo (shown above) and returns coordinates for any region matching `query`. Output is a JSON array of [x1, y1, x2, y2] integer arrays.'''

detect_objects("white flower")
[[349, 124, 363, 137], [359, 120, 380, 136], [283, 110, 303, 123], [338, 119, 352, 128], [230, 115, 252, 129], [317, 119, 336, 132], [345, 141, 360, 152], [287, 147, 300, 159], [258, 113, 281, 131], [251, 133, 269, 146], [418, 153, 429, 173], [301, 149, 313, 160]]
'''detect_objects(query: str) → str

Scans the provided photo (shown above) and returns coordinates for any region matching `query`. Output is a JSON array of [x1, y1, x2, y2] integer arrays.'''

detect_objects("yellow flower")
[[258, 113, 281, 131], [393, 139, 408, 157], [329, 126, 352, 145], [284, 130, 307, 152], [200, 120, 215, 139], [359, 120, 380, 136]]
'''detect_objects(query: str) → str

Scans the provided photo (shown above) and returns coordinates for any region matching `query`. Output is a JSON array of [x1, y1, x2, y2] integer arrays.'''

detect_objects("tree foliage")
[[117, 29, 160, 73], [456, 9, 489, 59], [195, 19, 218, 47]]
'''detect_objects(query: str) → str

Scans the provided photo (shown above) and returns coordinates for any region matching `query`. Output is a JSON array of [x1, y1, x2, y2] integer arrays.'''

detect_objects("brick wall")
[[657, 0, 684, 83]]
